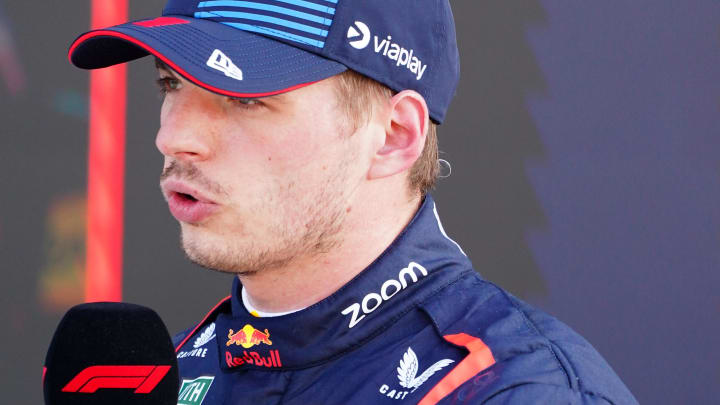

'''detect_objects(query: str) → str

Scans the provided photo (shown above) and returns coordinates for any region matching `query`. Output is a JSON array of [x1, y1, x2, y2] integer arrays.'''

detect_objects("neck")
[[238, 190, 422, 313]]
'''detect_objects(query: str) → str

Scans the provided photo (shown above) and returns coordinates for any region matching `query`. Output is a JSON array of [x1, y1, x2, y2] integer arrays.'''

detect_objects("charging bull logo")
[[226, 324, 272, 349]]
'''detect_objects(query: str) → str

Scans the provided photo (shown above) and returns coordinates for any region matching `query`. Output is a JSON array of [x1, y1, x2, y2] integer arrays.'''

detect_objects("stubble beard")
[[179, 155, 354, 276]]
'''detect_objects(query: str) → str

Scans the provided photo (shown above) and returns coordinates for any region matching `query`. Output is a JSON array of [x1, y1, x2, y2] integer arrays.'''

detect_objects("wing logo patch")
[[397, 347, 454, 392], [193, 323, 216, 349], [378, 347, 454, 400]]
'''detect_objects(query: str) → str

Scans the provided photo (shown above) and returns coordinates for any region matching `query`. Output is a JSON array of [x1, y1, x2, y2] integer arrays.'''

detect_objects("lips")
[[161, 180, 219, 224]]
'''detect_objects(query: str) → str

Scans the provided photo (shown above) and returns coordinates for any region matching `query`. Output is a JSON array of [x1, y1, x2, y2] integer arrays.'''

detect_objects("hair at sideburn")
[[333, 70, 439, 197]]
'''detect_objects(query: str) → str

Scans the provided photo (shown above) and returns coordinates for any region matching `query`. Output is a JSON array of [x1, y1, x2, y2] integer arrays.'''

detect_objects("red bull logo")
[[225, 350, 282, 369], [226, 324, 272, 349]]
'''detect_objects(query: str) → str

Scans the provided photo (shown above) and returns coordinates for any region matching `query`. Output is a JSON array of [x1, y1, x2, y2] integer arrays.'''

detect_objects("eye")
[[229, 97, 263, 109], [156, 76, 181, 96]]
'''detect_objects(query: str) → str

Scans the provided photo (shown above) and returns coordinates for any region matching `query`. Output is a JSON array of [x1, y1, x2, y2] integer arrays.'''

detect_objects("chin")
[[180, 225, 227, 268], [181, 239, 237, 273], [178, 224, 261, 274]]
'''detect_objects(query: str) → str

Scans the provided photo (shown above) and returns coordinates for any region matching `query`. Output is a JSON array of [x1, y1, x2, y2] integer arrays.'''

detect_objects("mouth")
[[173, 191, 199, 203], [161, 180, 219, 224]]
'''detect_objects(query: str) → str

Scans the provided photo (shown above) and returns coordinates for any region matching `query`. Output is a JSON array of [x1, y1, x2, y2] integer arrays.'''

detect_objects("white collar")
[[241, 286, 305, 318]]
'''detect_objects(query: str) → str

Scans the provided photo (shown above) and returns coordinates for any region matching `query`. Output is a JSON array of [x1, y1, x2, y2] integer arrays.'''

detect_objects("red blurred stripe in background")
[[85, 0, 128, 302]]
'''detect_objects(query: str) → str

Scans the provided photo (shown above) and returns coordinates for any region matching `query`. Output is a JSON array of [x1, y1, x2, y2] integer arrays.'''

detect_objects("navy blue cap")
[[69, 0, 460, 123]]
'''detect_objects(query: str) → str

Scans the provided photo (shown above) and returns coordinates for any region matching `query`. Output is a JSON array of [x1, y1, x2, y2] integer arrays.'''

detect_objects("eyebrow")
[[154, 57, 175, 75]]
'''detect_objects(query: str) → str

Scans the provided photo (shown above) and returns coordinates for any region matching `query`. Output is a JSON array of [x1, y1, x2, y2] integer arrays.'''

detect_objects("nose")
[[155, 87, 215, 162]]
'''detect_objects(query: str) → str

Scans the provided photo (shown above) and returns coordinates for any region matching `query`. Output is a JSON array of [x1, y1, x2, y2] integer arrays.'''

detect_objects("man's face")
[[155, 66, 371, 274]]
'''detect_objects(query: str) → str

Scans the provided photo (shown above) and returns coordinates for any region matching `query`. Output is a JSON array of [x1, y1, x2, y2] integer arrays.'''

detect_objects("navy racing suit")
[[172, 196, 638, 404]]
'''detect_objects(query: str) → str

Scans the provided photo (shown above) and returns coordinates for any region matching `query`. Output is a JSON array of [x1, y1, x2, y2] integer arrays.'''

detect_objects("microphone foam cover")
[[44, 302, 179, 405]]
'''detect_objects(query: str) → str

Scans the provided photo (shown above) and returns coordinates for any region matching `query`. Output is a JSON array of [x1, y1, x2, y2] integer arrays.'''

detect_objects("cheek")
[[214, 96, 350, 183], [256, 124, 339, 172], [207, 124, 315, 200], [269, 100, 345, 163]]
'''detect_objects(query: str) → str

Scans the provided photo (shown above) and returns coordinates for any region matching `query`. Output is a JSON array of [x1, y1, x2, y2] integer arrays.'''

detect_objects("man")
[[69, 0, 638, 403]]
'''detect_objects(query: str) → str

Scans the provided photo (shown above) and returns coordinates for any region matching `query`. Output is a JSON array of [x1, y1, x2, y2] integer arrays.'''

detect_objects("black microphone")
[[43, 302, 179, 405]]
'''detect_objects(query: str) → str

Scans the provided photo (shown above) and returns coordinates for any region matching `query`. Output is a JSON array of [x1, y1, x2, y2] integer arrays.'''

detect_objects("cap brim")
[[69, 16, 347, 97]]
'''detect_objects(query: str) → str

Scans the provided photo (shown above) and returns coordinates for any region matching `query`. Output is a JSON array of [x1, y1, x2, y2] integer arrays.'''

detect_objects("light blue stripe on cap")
[[271, 0, 335, 15], [215, 20, 325, 47], [198, 1, 332, 25], [195, 10, 328, 36]]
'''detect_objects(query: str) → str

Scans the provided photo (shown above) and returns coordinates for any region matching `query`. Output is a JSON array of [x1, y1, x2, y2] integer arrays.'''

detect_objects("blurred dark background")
[[1, 0, 718, 403]]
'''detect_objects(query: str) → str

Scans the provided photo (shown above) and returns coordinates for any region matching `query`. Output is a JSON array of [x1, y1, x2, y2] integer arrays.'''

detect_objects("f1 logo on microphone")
[[62, 365, 171, 393]]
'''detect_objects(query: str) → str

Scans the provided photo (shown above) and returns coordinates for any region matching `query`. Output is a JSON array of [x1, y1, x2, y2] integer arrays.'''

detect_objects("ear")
[[367, 90, 428, 180]]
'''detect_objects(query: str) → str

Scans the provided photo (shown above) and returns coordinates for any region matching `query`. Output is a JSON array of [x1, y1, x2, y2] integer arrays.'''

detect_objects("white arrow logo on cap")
[[206, 49, 243, 81], [347, 21, 371, 50]]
